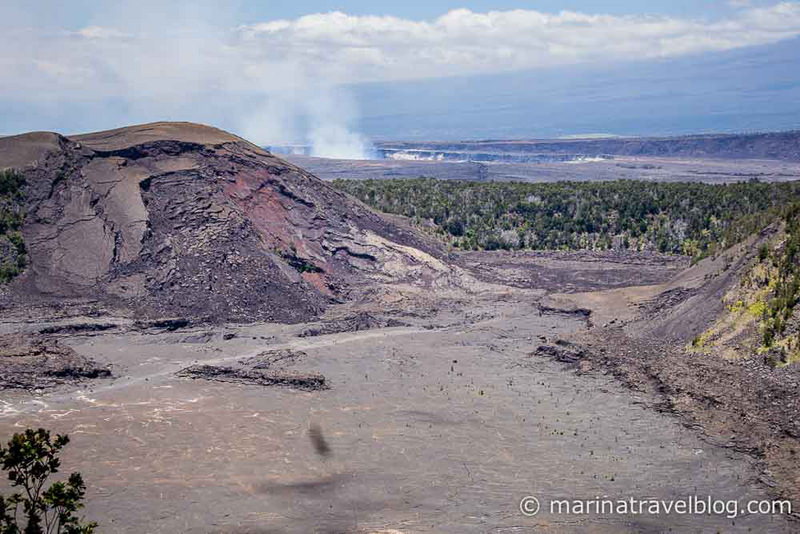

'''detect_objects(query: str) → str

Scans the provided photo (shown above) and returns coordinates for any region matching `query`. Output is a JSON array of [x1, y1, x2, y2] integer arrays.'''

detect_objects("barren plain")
[[1, 252, 796, 533]]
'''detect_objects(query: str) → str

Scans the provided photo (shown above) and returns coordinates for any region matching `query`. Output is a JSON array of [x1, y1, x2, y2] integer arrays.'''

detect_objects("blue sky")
[[1, 1, 799, 151], [239, 1, 769, 20], [14, 0, 779, 27]]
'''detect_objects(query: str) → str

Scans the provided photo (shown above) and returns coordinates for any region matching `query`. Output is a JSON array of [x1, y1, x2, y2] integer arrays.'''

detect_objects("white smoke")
[[0, 1, 375, 160], [304, 87, 371, 159], [234, 79, 372, 160], [308, 124, 370, 160], [238, 92, 372, 159]]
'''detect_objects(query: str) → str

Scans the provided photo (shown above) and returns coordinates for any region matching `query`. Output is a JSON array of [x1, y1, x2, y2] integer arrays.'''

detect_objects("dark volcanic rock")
[[298, 311, 408, 337], [239, 348, 308, 369], [534, 339, 588, 366], [134, 318, 192, 331], [0, 122, 454, 323], [38, 322, 118, 335], [0, 333, 111, 390], [177, 364, 327, 391]]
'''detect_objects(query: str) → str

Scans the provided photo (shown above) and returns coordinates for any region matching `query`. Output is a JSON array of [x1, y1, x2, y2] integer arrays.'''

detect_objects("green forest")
[[334, 178, 800, 259], [0, 169, 26, 282]]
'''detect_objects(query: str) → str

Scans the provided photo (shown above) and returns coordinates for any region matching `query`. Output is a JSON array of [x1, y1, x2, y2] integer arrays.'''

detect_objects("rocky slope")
[[0, 122, 455, 322], [539, 231, 800, 506]]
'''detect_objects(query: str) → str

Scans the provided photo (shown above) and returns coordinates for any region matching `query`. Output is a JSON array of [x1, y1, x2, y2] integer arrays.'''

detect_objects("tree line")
[[334, 178, 800, 259]]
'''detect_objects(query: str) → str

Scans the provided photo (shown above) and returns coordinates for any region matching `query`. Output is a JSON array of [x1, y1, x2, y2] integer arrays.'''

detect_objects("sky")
[[5, 0, 785, 27], [1, 1, 799, 155]]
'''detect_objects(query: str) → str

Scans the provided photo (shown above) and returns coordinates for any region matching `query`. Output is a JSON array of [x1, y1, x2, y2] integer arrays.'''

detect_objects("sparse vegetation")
[[334, 178, 797, 259], [0, 170, 25, 199], [758, 243, 770, 261], [691, 331, 712, 351], [0, 428, 96, 534], [760, 204, 800, 357], [688, 203, 800, 365], [0, 169, 26, 282]]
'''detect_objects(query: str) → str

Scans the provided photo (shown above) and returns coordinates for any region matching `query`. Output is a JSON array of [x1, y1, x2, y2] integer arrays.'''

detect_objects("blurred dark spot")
[[309, 423, 331, 457]]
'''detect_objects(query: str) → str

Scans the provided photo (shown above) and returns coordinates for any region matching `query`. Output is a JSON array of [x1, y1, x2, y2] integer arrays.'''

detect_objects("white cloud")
[[3, 3, 798, 93], [74, 26, 130, 40], [1, 2, 799, 148], [237, 3, 800, 81]]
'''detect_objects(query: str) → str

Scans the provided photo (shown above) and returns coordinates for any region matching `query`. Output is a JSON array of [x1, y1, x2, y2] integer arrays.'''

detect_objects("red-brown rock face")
[[0, 122, 452, 322]]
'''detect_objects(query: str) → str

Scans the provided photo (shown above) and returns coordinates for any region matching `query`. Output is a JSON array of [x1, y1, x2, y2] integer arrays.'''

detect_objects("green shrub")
[[0, 428, 97, 534], [758, 243, 770, 262], [0, 170, 26, 283], [0, 170, 25, 198]]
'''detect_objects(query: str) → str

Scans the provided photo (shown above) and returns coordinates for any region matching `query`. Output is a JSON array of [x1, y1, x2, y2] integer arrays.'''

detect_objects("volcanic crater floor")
[[0, 252, 795, 533]]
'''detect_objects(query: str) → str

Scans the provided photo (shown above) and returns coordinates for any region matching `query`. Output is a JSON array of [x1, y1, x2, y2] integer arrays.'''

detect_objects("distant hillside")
[[377, 130, 800, 162], [354, 38, 800, 140]]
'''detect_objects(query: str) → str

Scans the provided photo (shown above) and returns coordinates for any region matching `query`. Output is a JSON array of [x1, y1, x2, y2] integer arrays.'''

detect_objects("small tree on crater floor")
[[0, 428, 96, 534]]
